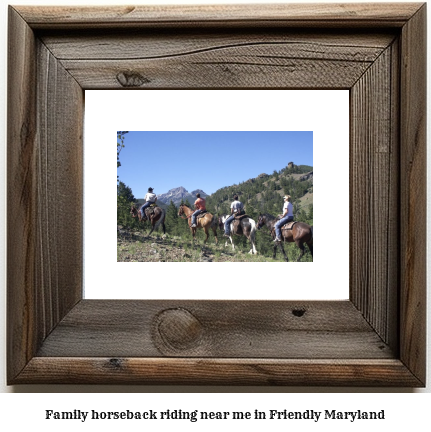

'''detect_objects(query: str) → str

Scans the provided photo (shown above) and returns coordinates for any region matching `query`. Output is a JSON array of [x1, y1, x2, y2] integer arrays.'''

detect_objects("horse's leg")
[[250, 237, 257, 255], [279, 242, 289, 262], [212, 226, 218, 244], [203, 226, 209, 243], [244, 232, 257, 255], [246, 234, 252, 254], [229, 235, 234, 250], [295, 240, 305, 262], [273, 244, 277, 259], [148, 223, 155, 236]]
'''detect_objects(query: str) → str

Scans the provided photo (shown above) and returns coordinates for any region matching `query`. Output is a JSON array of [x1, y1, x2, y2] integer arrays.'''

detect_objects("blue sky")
[[117, 131, 313, 198]]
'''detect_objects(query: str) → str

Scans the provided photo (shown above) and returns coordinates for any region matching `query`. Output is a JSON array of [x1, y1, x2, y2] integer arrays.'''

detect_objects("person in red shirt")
[[191, 193, 206, 227]]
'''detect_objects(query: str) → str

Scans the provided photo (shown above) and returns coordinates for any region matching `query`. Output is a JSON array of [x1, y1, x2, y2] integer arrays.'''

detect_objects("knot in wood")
[[154, 308, 203, 351], [292, 308, 306, 317], [116, 71, 150, 87]]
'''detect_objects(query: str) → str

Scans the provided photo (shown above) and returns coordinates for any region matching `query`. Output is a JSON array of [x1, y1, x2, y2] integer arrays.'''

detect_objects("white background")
[[0, 0, 430, 428], [85, 90, 349, 300]]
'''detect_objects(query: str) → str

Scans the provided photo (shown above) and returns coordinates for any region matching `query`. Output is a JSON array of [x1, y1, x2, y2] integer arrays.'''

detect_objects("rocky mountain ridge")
[[156, 186, 208, 206]]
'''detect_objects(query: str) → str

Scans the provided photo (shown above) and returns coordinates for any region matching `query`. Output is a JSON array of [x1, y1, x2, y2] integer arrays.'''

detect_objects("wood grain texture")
[[51, 31, 393, 89], [15, 358, 422, 386], [399, 4, 427, 384], [7, 6, 83, 383], [40, 31, 396, 60], [7, 3, 426, 386], [350, 44, 399, 347], [36, 300, 393, 359], [35, 40, 84, 334], [7, 6, 38, 381], [15, 3, 423, 29]]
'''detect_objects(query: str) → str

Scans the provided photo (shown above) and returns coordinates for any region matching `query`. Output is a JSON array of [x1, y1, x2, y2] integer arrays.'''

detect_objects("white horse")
[[218, 214, 257, 254]]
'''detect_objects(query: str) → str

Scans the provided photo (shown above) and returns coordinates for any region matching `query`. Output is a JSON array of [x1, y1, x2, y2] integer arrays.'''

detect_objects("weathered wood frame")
[[7, 4, 426, 386]]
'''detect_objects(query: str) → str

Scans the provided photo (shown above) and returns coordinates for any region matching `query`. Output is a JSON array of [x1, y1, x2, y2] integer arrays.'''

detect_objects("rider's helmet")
[[148, 187, 154, 192]]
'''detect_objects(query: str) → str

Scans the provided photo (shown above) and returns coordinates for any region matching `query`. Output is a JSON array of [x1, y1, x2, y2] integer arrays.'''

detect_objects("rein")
[[178, 205, 193, 219]]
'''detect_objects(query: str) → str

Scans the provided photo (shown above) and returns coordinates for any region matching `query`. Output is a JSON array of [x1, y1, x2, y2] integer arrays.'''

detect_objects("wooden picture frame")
[[7, 3, 426, 386]]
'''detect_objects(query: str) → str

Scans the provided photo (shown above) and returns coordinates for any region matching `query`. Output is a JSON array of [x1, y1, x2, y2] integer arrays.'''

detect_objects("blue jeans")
[[224, 214, 235, 235], [140, 202, 152, 219], [191, 209, 203, 225], [275, 215, 293, 239]]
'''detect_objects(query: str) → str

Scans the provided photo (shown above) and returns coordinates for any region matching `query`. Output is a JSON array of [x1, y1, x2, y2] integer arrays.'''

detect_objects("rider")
[[274, 195, 294, 242], [140, 187, 157, 220], [191, 193, 206, 228], [224, 194, 244, 237]]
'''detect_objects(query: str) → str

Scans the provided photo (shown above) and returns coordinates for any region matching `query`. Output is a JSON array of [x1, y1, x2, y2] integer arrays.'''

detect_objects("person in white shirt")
[[274, 195, 294, 242], [224, 194, 244, 237], [140, 187, 157, 220]]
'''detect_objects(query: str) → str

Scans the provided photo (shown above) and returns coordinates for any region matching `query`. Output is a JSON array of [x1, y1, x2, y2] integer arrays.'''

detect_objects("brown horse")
[[131, 204, 166, 236], [257, 213, 313, 262], [178, 204, 218, 244]]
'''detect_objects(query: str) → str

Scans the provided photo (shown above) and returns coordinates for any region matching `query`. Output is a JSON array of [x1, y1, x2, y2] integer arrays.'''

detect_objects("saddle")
[[281, 221, 297, 231], [144, 203, 158, 218], [196, 210, 208, 220], [234, 212, 249, 220]]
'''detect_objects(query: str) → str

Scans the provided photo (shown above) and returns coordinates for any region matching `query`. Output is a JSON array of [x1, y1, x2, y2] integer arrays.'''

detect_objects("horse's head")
[[257, 214, 266, 230], [178, 204, 184, 216], [130, 206, 138, 218]]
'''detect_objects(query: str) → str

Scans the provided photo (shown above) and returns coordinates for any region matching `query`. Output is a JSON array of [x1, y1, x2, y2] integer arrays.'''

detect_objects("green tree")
[[165, 200, 179, 235], [117, 181, 135, 203], [117, 131, 128, 169]]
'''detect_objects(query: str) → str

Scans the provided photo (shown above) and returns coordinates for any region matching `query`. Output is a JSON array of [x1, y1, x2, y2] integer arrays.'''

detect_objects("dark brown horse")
[[178, 204, 218, 244], [131, 204, 166, 236], [257, 213, 313, 262]]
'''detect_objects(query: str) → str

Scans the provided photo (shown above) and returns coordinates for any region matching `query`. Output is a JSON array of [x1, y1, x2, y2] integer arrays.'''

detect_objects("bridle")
[[257, 216, 265, 230], [178, 205, 192, 219]]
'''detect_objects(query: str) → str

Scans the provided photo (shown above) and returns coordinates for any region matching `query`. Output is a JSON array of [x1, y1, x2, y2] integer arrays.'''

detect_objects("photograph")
[[117, 131, 314, 263]]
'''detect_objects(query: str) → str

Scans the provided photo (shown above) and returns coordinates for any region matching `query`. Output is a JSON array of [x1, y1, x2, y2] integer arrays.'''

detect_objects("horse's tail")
[[154, 208, 166, 231], [309, 225, 313, 243], [211, 214, 218, 229], [249, 217, 257, 242]]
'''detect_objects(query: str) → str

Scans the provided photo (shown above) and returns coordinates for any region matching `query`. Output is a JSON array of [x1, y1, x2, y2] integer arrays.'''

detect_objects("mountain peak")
[[157, 187, 208, 206], [191, 189, 206, 196]]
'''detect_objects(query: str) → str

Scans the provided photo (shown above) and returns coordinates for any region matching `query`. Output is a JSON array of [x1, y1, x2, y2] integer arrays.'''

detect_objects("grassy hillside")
[[117, 163, 313, 261], [205, 163, 313, 221]]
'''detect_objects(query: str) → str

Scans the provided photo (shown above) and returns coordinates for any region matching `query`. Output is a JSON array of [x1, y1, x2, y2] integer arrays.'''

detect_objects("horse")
[[130, 204, 166, 236], [178, 204, 218, 244], [257, 213, 313, 262], [218, 214, 257, 254]]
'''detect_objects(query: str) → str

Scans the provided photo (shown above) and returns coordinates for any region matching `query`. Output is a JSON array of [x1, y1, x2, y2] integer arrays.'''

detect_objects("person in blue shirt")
[[274, 195, 294, 242]]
